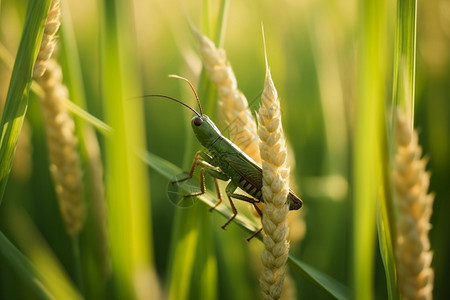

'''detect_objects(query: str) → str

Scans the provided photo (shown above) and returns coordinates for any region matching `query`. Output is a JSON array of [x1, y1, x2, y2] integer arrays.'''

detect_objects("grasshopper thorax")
[[191, 115, 222, 148]]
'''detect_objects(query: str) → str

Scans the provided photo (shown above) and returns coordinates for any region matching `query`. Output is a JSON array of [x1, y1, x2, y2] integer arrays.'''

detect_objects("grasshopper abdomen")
[[238, 176, 263, 199]]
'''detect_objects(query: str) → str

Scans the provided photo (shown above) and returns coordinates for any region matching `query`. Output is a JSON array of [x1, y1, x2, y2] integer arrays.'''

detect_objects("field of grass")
[[1, 0, 449, 299]]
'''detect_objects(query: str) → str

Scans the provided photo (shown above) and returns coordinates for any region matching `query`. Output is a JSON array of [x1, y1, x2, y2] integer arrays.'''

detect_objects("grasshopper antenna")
[[168, 74, 204, 116], [140, 94, 201, 117]]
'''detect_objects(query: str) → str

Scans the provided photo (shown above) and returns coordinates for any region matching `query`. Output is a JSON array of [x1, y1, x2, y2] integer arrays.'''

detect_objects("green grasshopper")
[[151, 75, 302, 234]]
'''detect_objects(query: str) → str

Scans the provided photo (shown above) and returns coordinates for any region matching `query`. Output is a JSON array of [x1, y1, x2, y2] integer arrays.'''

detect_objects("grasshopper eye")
[[193, 116, 203, 126]]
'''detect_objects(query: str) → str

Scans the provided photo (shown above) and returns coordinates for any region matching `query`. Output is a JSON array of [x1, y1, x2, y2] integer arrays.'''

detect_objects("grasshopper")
[[151, 75, 302, 236]]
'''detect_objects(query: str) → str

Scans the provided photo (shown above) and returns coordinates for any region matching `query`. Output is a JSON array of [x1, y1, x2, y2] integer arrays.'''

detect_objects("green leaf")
[[99, 0, 153, 298], [377, 198, 399, 300], [0, 0, 52, 204], [0, 230, 82, 300], [391, 0, 417, 122], [352, 0, 389, 298], [288, 256, 349, 300], [377, 105, 399, 300], [0, 231, 54, 300]]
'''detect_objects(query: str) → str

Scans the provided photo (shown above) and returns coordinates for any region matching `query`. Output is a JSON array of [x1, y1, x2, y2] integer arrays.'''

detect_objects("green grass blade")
[[392, 0, 417, 122], [60, 97, 113, 135], [166, 203, 200, 300], [29, 81, 113, 135], [0, 0, 52, 204], [99, 0, 153, 298], [0, 226, 83, 300], [0, 231, 54, 300], [5, 209, 83, 300], [288, 256, 349, 300], [377, 198, 398, 300], [353, 0, 388, 298], [377, 126, 399, 300], [212, 0, 229, 47]]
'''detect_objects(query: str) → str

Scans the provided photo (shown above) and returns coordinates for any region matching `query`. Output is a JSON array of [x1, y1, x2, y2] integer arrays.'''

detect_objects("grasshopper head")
[[191, 115, 221, 148]]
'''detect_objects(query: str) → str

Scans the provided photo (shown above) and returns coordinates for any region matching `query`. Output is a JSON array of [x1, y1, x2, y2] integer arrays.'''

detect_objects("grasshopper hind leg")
[[246, 228, 263, 242], [221, 181, 264, 241], [221, 182, 262, 226], [247, 204, 263, 241]]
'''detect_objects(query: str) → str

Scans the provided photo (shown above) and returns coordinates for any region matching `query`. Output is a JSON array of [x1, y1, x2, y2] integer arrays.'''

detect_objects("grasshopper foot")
[[171, 173, 191, 185], [246, 228, 263, 242], [221, 213, 237, 230]]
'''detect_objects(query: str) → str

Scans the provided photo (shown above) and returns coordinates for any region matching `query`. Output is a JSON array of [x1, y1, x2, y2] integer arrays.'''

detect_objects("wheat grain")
[[394, 109, 434, 300], [258, 66, 290, 300], [193, 28, 261, 164]]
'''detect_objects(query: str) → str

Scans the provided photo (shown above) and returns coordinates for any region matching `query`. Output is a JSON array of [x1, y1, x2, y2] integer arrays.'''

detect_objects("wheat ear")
[[258, 65, 290, 300], [37, 58, 85, 236], [33, 0, 60, 78], [193, 29, 261, 164], [33, 0, 84, 237], [393, 109, 434, 300]]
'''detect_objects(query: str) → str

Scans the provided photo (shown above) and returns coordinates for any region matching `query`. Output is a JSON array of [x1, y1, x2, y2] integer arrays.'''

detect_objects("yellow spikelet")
[[38, 58, 85, 237], [193, 29, 261, 164], [258, 67, 290, 300], [33, 0, 60, 78], [394, 109, 434, 300]]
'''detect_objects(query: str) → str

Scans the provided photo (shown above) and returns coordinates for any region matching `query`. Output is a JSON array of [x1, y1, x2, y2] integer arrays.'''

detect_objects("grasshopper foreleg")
[[172, 151, 214, 184], [183, 166, 227, 202], [172, 151, 228, 207]]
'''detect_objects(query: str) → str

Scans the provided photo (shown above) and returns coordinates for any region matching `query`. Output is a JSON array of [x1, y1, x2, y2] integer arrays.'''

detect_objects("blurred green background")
[[0, 0, 449, 299]]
